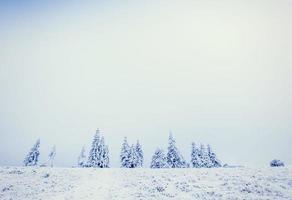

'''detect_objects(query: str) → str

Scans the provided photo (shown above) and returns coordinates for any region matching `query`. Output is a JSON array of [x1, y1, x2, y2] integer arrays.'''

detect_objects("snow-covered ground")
[[0, 166, 291, 200]]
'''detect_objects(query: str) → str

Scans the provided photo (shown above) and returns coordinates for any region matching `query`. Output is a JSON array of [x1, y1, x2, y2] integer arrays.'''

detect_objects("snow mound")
[[0, 166, 291, 199]]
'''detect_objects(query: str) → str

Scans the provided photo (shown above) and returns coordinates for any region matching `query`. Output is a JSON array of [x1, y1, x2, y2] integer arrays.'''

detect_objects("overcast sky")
[[0, 0, 291, 167]]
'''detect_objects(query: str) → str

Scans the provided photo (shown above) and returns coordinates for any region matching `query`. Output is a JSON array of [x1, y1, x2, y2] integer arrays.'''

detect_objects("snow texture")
[[0, 166, 291, 200]]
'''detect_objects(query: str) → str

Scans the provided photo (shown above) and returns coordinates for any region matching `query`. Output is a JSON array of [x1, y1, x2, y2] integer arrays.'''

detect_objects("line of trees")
[[23, 140, 56, 167], [150, 134, 221, 168], [120, 137, 143, 168], [23, 129, 222, 168]]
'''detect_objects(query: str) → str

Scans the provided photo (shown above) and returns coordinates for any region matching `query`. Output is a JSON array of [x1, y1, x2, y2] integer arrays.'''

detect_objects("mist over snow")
[[0, 0, 292, 168]]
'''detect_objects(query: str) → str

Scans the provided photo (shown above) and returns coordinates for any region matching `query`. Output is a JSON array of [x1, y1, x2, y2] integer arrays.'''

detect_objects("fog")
[[0, 0, 291, 167]]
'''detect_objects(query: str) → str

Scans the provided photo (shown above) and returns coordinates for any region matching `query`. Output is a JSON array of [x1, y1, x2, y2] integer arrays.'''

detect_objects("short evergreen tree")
[[78, 146, 86, 167], [200, 144, 212, 168], [151, 148, 168, 168], [120, 137, 131, 168], [24, 139, 40, 166], [180, 158, 189, 168], [47, 145, 56, 167], [135, 140, 143, 167], [87, 129, 101, 167], [167, 133, 187, 168], [191, 142, 202, 168], [207, 144, 221, 167]]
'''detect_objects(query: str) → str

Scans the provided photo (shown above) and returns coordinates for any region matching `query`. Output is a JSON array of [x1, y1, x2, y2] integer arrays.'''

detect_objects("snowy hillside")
[[0, 166, 292, 200]]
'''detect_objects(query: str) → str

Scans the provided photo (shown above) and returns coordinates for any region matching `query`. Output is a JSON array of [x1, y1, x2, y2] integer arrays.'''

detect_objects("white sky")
[[0, 0, 292, 167]]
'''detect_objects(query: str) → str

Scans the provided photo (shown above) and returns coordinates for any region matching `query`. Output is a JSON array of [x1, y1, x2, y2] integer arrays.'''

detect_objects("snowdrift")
[[0, 166, 291, 199]]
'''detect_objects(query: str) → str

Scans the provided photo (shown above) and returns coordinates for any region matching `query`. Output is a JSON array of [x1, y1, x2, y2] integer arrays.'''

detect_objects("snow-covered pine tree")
[[103, 145, 110, 167], [207, 144, 221, 168], [150, 148, 168, 168], [200, 144, 212, 168], [120, 137, 130, 168], [24, 139, 40, 166], [47, 145, 56, 167], [197, 144, 203, 167], [135, 140, 143, 167], [87, 129, 110, 168], [78, 146, 87, 167], [180, 156, 189, 168], [191, 142, 202, 168], [128, 144, 138, 168], [167, 133, 187, 168], [87, 129, 101, 167], [98, 136, 109, 168]]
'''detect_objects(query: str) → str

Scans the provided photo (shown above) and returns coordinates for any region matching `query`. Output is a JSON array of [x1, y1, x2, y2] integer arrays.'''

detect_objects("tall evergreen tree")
[[200, 144, 212, 168], [24, 139, 40, 166], [98, 136, 109, 168], [191, 142, 202, 168], [87, 129, 101, 167], [120, 137, 130, 168], [135, 140, 143, 167], [78, 146, 86, 167], [207, 144, 221, 167], [103, 145, 110, 167], [87, 129, 110, 168], [167, 133, 187, 168], [197, 143, 203, 167], [128, 144, 138, 168], [151, 148, 168, 168]]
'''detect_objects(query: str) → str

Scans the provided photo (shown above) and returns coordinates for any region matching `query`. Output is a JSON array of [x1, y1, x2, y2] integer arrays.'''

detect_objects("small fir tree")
[[47, 145, 56, 167], [200, 144, 212, 168], [128, 144, 138, 168], [207, 144, 221, 167], [98, 136, 109, 168], [180, 156, 189, 168], [191, 142, 202, 168], [151, 148, 168, 168], [24, 139, 40, 166], [167, 133, 186, 168], [87, 129, 101, 167], [87, 129, 110, 168], [135, 140, 143, 167], [120, 137, 130, 168], [78, 146, 87, 167]]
